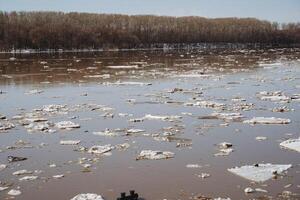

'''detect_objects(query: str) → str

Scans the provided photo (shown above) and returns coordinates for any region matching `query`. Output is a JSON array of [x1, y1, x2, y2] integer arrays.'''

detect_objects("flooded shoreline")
[[0, 48, 300, 200]]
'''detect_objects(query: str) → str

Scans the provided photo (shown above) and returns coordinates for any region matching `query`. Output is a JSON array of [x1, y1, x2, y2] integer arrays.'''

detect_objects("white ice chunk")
[[106, 65, 139, 69], [71, 193, 104, 200], [53, 174, 64, 179], [55, 121, 80, 129], [186, 164, 202, 168], [228, 163, 292, 182], [126, 129, 145, 134], [60, 140, 81, 145], [25, 89, 44, 95], [104, 81, 152, 86], [0, 164, 7, 171], [0, 187, 9, 191], [143, 114, 182, 121], [88, 145, 114, 154], [13, 170, 33, 176], [19, 176, 38, 181], [211, 112, 243, 120], [280, 138, 300, 153], [8, 189, 21, 196], [136, 150, 174, 160], [93, 130, 118, 137], [243, 117, 291, 124]]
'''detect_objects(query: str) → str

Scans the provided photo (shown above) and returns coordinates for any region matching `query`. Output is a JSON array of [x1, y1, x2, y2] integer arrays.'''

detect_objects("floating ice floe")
[[215, 142, 234, 156], [129, 118, 144, 123], [86, 66, 99, 70], [55, 121, 80, 129], [185, 100, 225, 109], [143, 114, 182, 121], [24, 117, 48, 123], [194, 195, 231, 200], [84, 74, 110, 79], [88, 145, 114, 154], [25, 121, 54, 132], [0, 114, 6, 119], [40, 61, 47, 65], [9, 57, 17, 61], [67, 68, 78, 72], [211, 113, 243, 121], [217, 142, 233, 149], [280, 138, 300, 153], [200, 113, 243, 121], [243, 117, 291, 124], [197, 173, 210, 179], [0, 122, 15, 131], [25, 89, 44, 95], [228, 163, 292, 182], [0, 164, 6, 171], [136, 150, 174, 160], [19, 175, 38, 181], [60, 140, 81, 145], [244, 187, 268, 193], [244, 187, 254, 193], [126, 129, 145, 134], [13, 169, 33, 176], [42, 104, 68, 113], [104, 81, 152, 86], [173, 74, 211, 78], [255, 136, 267, 141], [70, 193, 104, 200], [186, 164, 202, 168], [118, 113, 133, 117], [0, 186, 9, 191], [115, 143, 130, 150], [93, 129, 119, 137], [49, 164, 56, 168], [53, 174, 64, 179], [8, 189, 21, 196], [106, 65, 139, 69], [215, 148, 234, 156], [258, 62, 281, 67], [256, 91, 290, 102], [272, 106, 292, 113]]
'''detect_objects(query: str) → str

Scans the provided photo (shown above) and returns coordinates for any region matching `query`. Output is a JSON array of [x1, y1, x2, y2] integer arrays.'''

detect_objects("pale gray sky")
[[0, 0, 299, 23]]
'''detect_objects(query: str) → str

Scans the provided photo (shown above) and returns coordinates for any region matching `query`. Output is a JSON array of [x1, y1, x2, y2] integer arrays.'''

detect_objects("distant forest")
[[0, 11, 300, 50]]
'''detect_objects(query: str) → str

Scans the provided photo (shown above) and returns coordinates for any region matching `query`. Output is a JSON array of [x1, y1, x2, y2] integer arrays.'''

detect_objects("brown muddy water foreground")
[[0, 49, 300, 200]]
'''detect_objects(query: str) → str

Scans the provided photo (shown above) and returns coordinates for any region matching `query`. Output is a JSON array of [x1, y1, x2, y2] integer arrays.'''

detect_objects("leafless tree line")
[[0, 11, 299, 50]]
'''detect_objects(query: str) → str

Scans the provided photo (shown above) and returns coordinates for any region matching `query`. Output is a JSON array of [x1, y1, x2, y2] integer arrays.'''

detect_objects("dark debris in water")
[[7, 156, 28, 163]]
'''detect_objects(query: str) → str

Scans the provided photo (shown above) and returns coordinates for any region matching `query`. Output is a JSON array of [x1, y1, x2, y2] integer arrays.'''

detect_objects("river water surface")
[[0, 49, 299, 200]]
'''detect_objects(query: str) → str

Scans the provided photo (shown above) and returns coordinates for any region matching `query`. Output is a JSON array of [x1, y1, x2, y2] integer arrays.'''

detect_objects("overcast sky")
[[1, 0, 300, 23]]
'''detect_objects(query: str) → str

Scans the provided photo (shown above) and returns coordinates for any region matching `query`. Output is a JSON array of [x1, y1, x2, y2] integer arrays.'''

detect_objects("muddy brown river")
[[0, 49, 299, 200]]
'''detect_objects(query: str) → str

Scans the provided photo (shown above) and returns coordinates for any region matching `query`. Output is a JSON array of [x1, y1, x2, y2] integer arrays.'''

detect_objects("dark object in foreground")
[[117, 190, 139, 200], [8, 156, 27, 162]]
